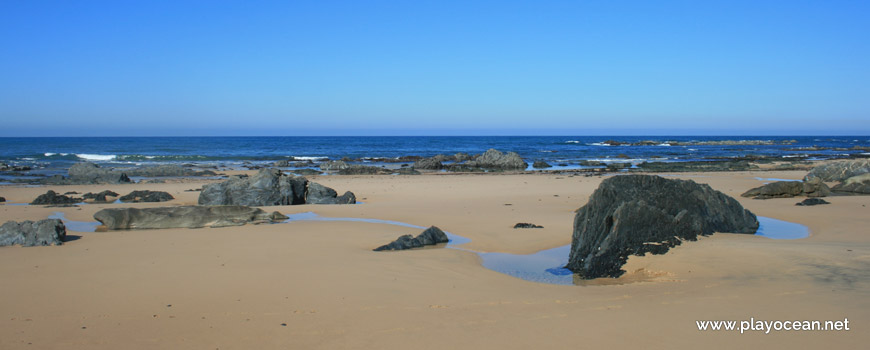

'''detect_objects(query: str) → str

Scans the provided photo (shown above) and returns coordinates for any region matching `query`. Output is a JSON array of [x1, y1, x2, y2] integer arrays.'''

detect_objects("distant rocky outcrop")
[[373, 226, 449, 251], [413, 158, 443, 170], [567, 175, 758, 279], [0, 163, 31, 172], [741, 179, 830, 199], [513, 223, 543, 229], [796, 198, 830, 206], [82, 190, 119, 203], [198, 168, 355, 206], [831, 173, 870, 195], [804, 160, 870, 182], [465, 149, 527, 171], [0, 219, 66, 246], [66, 162, 132, 184], [319, 160, 349, 172], [636, 160, 754, 172], [119, 190, 174, 203], [93, 206, 287, 230], [338, 165, 388, 175], [31, 190, 82, 205], [122, 164, 217, 177]]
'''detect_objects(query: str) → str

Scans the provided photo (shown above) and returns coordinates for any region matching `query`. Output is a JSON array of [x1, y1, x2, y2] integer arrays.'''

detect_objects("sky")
[[1, 0, 869, 136]]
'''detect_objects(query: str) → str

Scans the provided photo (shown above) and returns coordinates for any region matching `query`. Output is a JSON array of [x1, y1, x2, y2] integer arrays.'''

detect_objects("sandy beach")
[[1, 170, 868, 349]]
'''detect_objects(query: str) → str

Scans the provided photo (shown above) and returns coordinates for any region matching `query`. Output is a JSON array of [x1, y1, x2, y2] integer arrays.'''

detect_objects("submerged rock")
[[741, 179, 830, 199], [119, 190, 174, 203], [567, 175, 758, 279], [636, 160, 754, 172], [93, 206, 288, 230], [338, 165, 387, 175], [0, 219, 66, 246], [123, 164, 217, 177], [804, 160, 870, 182], [31, 190, 82, 205], [513, 223, 544, 229], [373, 226, 449, 251], [532, 161, 552, 169], [796, 198, 830, 206]]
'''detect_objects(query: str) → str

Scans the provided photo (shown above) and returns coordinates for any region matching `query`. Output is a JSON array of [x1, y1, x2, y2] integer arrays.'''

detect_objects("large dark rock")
[[373, 226, 449, 251], [198, 168, 354, 205], [82, 190, 119, 203], [93, 206, 288, 230], [413, 157, 443, 170], [465, 149, 527, 171], [831, 174, 870, 195], [199, 168, 308, 206], [0, 219, 66, 246], [567, 175, 758, 279], [804, 160, 870, 182], [119, 190, 174, 203], [741, 179, 830, 199], [31, 190, 82, 205]]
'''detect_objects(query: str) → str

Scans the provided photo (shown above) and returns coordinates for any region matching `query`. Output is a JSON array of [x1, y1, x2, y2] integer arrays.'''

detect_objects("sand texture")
[[1, 171, 867, 349]]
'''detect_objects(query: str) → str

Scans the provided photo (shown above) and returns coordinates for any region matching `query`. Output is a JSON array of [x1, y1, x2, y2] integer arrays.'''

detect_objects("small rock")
[[513, 223, 544, 229], [796, 198, 831, 206], [373, 226, 448, 251]]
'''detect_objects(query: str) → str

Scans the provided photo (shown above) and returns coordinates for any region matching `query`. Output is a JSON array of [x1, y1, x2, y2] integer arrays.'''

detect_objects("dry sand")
[[1, 171, 868, 349]]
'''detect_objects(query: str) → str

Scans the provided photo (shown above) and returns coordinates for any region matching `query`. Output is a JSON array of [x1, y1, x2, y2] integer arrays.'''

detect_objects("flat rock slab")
[[94, 206, 288, 230]]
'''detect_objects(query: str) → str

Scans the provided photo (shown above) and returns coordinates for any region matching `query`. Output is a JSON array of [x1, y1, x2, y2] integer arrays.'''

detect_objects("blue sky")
[[1, 0, 868, 136]]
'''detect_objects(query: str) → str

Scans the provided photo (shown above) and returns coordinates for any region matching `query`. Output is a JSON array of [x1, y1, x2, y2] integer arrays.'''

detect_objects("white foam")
[[292, 156, 328, 161], [44, 152, 69, 157], [76, 154, 117, 161], [657, 143, 671, 146], [588, 142, 611, 146], [565, 140, 581, 144]]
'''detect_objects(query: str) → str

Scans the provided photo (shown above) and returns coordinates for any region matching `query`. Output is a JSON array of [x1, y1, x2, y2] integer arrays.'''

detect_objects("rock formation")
[[31, 190, 82, 205], [741, 179, 830, 199], [119, 190, 174, 203], [804, 160, 870, 182], [831, 173, 870, 195], [0, 219, 66, 246], [82, 190, 119, 203], [373, 226, 449, 251], [93, 206, 288, 230], [567, 175, 758, 279], [198, 168, 354, 206], [465, 149, 527, 171]]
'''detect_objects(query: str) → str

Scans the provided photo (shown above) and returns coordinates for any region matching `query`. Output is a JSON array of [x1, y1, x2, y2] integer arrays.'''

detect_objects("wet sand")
[[0, 170, 867, 349]]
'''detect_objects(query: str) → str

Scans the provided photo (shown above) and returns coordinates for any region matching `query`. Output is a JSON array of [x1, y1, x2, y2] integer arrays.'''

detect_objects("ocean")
[[1, 136, 869, 178]]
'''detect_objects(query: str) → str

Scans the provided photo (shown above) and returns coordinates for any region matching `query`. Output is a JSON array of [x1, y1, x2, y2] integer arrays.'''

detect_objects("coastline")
[[1, 169, 867, 349]]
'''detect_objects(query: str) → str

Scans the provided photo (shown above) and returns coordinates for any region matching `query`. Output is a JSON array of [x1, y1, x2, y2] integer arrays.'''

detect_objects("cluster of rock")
[[94, 206, 287, 230], [567, 175, 758, 279], [0, 163, 31, 172], [82, 190, 119, 203], [31, 190, 82, 205], [30, 163, 220, 185], [0, 219, 66, 246], [636, 160, 754, 172], [373, 226, 449, 251], [741, 179, 830, 199], [30, 190, 175, 205], [198, 169, 356, 206], [412, 149, 527, 172], [804, 160, 870, 195]]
